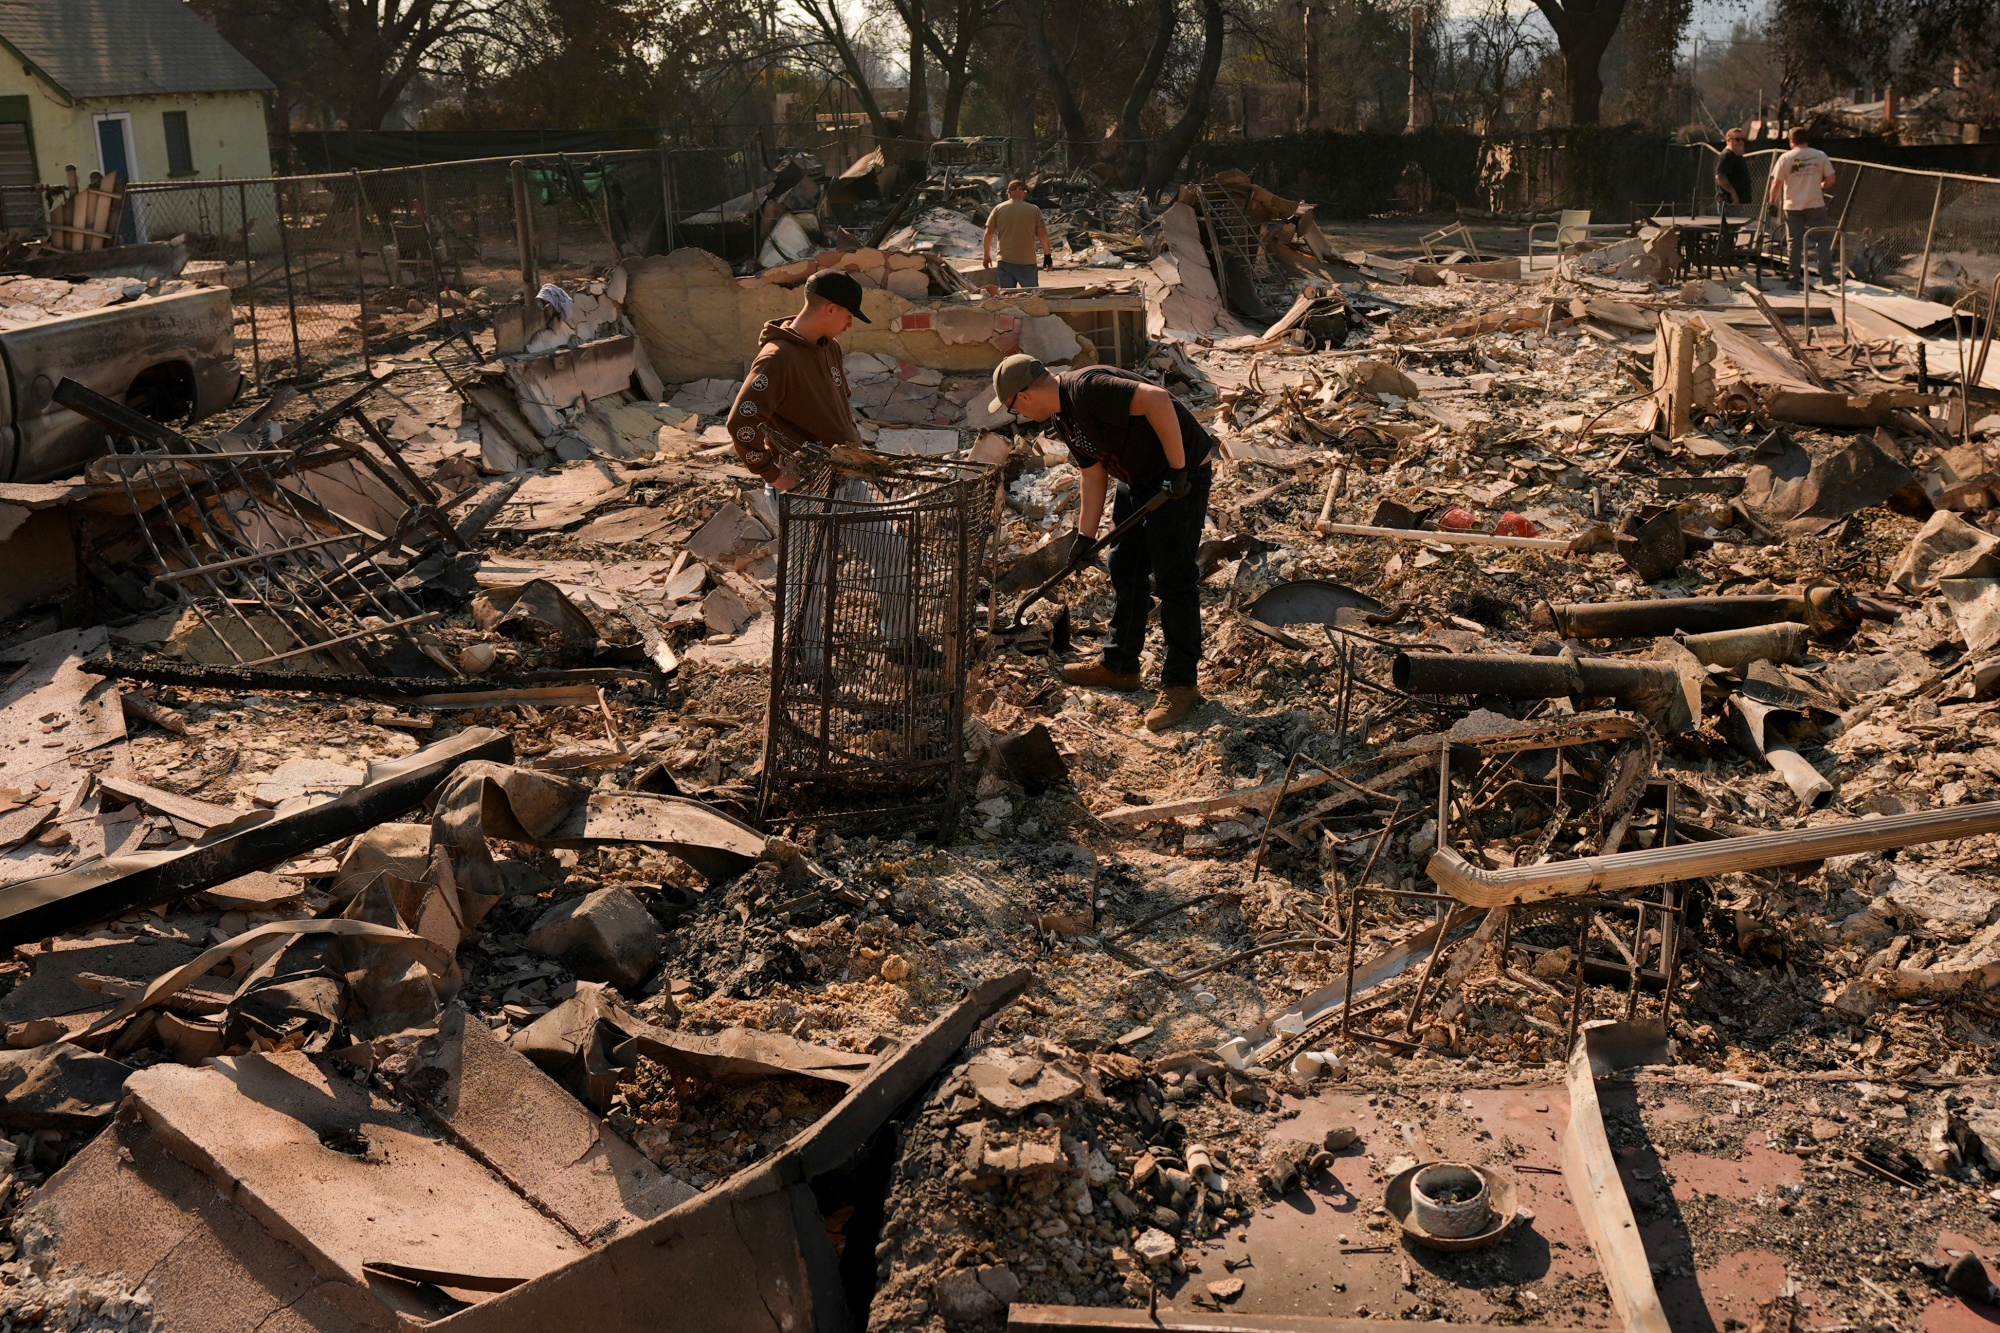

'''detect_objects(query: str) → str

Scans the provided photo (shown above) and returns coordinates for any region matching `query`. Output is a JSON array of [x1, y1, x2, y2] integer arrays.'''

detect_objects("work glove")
[[1162, 466, 1191, 500], [1042, 252, 1054, 270], [1064, 530, 1102, 570]]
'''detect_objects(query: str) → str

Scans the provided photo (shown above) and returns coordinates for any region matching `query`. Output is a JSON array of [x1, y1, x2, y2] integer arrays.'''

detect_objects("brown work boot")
[[1144, 686, 1202, 731], [1061, 659, 1142, 691]]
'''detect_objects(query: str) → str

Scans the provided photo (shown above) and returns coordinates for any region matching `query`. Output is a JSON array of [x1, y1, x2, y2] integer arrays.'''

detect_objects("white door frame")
[[89, 111, 144, 240]]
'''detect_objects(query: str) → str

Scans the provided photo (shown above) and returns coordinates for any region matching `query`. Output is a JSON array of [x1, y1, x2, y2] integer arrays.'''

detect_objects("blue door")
[[94, 117, 139, 243]]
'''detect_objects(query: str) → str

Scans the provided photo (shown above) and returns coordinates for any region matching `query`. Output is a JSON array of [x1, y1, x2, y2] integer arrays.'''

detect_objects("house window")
[[163, 111, 194, 177]]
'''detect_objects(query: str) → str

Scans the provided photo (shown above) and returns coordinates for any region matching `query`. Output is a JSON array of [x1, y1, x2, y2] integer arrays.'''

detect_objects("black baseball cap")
[[806, 270, 871, 323]]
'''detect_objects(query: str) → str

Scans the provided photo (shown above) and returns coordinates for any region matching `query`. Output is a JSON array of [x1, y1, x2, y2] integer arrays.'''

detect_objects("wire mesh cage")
[[760, 459, 999, 826]]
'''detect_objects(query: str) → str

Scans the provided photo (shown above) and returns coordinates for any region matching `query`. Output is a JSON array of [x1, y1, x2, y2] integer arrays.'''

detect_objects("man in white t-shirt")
[[1766, 126, 1837, 289]]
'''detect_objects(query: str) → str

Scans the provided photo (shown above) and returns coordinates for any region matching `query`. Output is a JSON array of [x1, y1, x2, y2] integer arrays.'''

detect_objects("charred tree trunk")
[[906, 0, 930, 137], [1529, 0, 1629, 125], [799, 0, 898, 142], [1141, 0, 1225, 197], [1009, 0, 1091, 158], [1104, 0, 1176, 185]]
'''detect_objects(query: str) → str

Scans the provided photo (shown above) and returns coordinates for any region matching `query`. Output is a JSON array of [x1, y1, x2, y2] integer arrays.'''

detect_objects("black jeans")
[[1102, 465, 1211, 688]]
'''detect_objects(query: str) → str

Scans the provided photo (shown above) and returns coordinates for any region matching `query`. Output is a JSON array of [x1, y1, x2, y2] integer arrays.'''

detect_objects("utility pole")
[[1405, 4, 1429, 133]]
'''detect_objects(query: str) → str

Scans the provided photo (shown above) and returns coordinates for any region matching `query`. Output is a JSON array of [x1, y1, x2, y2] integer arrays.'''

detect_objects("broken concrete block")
[[0, 1042, 131, 1129], [684, 502, 774, 571], [1132, 1227, 1179, 1264], [4, 1017, 64, 1048], [963, 1050, 1082, 1113], [1019, 314, 1083, 364], [526, 887, 663, 989], [1343, 359, 1420, 399], [701, 584, 755, 636], [975, 1264, 1021, 1306], [934, 1267, 1004, 1322]]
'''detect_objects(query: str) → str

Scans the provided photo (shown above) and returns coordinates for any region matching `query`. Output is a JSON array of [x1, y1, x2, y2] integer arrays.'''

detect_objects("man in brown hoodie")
[[726, 272, 921, 659], [726, 270, 870, 489]]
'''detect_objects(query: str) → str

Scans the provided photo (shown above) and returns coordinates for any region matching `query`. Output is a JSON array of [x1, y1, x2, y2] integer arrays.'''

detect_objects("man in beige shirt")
[[1767, 126, 1838, 289], [983, 180, 1051, 288]]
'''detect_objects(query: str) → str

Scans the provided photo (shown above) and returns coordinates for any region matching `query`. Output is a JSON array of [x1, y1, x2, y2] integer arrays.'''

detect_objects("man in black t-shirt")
[[1715, 127, 1753, 224], [989, 354, 1216, 730]]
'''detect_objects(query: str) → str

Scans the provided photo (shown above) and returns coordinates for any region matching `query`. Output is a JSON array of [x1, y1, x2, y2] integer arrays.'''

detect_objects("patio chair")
[[1526, 209, 1628, 274], [1420, 220, 1483, 263]]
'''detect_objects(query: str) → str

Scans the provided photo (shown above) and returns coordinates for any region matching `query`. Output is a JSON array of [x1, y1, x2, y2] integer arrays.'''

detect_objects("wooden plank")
[[95, 775, 243, 831], [1098, 771, 1338, 826], [1561, 1023, 1673, 1333], [1740, 282, 1832, 388], [407, 685, 601, 708]]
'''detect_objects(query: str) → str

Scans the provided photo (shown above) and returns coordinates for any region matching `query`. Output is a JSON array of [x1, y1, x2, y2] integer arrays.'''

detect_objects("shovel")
[[1003, 489, 1172, 634]]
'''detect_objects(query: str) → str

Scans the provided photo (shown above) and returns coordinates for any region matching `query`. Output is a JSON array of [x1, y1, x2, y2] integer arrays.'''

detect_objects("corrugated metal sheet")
[[0, 0, 273, 100]]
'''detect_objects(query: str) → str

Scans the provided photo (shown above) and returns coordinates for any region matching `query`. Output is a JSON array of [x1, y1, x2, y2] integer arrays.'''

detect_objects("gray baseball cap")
[[986, 353, 1047, 414]]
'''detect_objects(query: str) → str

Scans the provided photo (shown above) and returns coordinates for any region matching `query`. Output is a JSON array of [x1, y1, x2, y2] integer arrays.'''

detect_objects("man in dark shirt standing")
[[1715, 127, 1753, 224], [989, 354, 1215, 730]]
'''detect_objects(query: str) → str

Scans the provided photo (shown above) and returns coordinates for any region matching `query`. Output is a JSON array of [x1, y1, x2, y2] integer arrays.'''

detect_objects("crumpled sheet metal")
[[511, 981, 875, 1112], [0, 727, 514, 947], [72, 917, 459, 1054], [426, 968, 1033, 1333], [471, 578, 601, 648], [432, 761, 768, 890]]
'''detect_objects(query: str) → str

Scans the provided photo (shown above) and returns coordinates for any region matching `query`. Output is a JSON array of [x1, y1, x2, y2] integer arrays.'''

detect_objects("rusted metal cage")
[[759, 459, 998, 826]]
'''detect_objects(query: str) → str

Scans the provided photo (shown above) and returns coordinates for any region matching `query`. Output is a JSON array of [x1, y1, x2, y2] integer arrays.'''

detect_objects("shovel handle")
[[1007, 488, 1173, 630]]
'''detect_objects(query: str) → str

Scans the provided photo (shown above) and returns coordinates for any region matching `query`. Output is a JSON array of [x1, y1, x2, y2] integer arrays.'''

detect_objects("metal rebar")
[[152, 532, 356, 582], [235, 612, 442, 668], [1564, 910, 1589, 1054]]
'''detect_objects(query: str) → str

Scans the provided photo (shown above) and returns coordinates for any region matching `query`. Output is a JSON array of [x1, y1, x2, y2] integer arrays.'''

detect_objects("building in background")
[[0, 0, 274, 231]]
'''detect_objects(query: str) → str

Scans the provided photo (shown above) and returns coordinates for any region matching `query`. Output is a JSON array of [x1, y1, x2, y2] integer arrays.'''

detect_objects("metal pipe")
[[1393, 650, 1682, 707], [1540, 586, 1885, 640], [510, 159, 539, 294], [1800, 227, 1847, 345], [1678, 621, 1809, 668], [1917, 176, 1945, 297], [1428, 797, 2000, 907]]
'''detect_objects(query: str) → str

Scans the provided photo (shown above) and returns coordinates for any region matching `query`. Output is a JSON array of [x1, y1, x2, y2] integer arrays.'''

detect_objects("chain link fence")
[[127, 149, 670, 385], [1673, 146, 2000, 300]]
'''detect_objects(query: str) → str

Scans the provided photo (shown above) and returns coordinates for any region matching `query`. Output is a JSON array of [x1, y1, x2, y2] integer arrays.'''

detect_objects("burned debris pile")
[[0, 149, 1996, 1333]]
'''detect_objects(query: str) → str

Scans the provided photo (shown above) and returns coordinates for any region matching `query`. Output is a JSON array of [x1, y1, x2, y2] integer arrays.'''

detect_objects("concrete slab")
[[126, 1051, 589, 1305], [22, 1116, 391, 1331], [0, 933, 204, 1034], [395, 1010, 696, 1241], [1200, 1083, 1611, 1326]]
